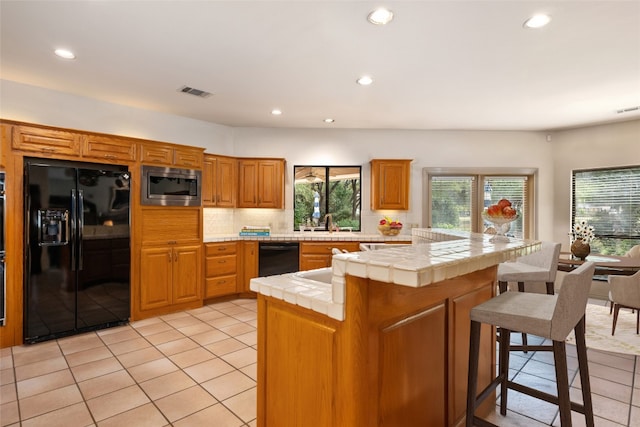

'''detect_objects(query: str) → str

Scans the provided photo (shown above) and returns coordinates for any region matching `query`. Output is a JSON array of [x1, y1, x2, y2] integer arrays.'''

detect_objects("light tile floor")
[[1, 298, 638, 426]]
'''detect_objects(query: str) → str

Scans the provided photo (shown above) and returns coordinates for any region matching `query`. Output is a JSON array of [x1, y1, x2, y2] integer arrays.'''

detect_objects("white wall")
[[0, 80, 235, 154], [232, 127, 555, 236], [2, 80, 561, 237], [550, 119, 640, 250]]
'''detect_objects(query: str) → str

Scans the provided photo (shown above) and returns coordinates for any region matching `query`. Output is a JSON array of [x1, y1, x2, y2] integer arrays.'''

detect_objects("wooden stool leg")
[[466, 320, 482, 427], [499, 327, 511, 416], [552, 340, 572, 427], [546, 281, 555, 295], [574, 317, 595, 427], [498, 281, 508, 294], [612, 304, 620, 336], [517, 282, 529, 353]]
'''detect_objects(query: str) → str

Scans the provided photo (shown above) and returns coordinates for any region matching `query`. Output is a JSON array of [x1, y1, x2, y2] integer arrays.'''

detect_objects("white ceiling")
[[1, 1, 639, 131]]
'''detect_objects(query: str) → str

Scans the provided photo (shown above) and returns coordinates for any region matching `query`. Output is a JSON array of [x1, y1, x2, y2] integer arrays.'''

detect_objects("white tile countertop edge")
[[249, 228, 541, 322], [204, 233, 412, 243]]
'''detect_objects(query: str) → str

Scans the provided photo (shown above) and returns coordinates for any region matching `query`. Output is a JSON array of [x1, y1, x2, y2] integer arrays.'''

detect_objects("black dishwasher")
[[258, 242, 300, 276]]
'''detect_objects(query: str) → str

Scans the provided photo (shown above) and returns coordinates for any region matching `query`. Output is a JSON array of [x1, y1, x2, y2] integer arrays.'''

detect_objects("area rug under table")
[[566, 303, 640, 356]]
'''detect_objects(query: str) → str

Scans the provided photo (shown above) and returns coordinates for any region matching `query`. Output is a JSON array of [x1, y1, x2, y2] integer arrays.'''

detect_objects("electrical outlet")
[[409, 223, 419, 229]]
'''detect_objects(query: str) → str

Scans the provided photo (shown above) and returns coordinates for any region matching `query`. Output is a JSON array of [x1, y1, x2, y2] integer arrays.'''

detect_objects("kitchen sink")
[[293, 267, 333, 284]]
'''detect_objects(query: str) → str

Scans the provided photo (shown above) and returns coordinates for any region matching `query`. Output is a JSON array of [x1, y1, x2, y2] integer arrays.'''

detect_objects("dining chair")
[[466, 261, 596, 427], [608, 245, 639, 313], [624, 245, 640, 258], [609, 270, 640, 336]]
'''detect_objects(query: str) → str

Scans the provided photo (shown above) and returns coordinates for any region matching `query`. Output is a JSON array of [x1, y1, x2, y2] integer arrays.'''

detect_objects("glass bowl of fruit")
[[482, 199, 518, 242], [378, 217, 403, 236]]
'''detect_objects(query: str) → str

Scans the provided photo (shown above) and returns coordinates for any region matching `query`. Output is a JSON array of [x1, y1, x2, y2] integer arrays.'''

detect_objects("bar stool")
[[497, 241, 562, 350], [466, 261, 596, 427]]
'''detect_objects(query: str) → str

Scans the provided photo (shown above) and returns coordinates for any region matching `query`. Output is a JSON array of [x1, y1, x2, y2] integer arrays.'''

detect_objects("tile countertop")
[[250, 228, 541, 322], [203, 232, 412, 243]]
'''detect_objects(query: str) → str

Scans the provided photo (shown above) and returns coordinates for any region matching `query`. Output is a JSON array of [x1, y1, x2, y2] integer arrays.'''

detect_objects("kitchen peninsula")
[[251, 229, 540, 427]]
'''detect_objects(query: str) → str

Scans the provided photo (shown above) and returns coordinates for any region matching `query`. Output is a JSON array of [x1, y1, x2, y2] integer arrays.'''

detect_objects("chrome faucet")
[[324, 213, 334, 233]]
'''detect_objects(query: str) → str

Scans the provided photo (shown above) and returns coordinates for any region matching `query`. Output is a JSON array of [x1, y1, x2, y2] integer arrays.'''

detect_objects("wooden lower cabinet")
[[256, 267, 497, 427], [240, 241, 259, 293], [299, 241, 361, 271], [204, 242, 238, 299], [140, 244, 201, 311]]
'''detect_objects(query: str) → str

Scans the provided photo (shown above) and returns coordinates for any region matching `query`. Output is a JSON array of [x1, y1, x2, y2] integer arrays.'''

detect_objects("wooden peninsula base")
[[256, 267, 497, 427]]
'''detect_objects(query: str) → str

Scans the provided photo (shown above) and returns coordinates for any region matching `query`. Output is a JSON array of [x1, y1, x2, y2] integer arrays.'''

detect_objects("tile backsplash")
[[204, 208, 419, 236]]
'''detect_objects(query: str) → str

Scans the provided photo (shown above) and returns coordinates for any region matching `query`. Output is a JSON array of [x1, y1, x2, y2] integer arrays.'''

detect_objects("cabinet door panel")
[[140, 247, 172, 310], [173, 245, 201, 304], [378, 303, 446, 426], [237, 160, 257, 207], [13, 125, 81, 156], [202, 156, 215, 206], [257, 160, 282, 208], [82, 135, 136, 162], [140, 143, 173, 165], [216, 157, 237, 207], [174, 147, 203, 169], [370, 159, 411, 210]]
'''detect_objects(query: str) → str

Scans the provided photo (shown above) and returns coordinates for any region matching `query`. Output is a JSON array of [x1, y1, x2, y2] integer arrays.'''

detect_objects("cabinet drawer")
[[140, 143, 173, 165], [205, 242, 237, 256], [13, 125, 81, 156], [206, 254, 237, 276], [300, 242, 361, 255], [205, 275, 237, 298], [174, 148, 203, 169], [82, 135, 136, 162]]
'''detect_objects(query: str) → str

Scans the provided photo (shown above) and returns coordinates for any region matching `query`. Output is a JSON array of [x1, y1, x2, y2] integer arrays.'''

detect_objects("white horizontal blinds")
[[572, 166, 640, 240], [430, 176, 475, 231], [483, 176, 528, 239]]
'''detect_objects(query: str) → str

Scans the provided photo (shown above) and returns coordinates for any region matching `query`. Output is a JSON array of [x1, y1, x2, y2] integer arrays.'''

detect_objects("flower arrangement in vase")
[[570, 220, 595, 260]]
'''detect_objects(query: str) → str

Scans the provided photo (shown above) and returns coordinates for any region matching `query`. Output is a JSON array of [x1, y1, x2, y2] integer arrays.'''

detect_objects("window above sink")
[[293, 165, 362, 232]]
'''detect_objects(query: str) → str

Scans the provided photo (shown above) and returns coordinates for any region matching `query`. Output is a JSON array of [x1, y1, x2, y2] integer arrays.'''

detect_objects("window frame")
[[571, 165, 640, 255], [293, 165, 362, 232], [423, 167, 537, 239]]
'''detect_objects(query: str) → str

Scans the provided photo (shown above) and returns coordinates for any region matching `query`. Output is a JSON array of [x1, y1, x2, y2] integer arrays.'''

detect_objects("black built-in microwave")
[[141, 166, 202, 206]]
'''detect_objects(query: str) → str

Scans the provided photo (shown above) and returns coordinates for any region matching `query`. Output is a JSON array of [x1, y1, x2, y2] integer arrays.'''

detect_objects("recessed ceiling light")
[[367, 8, 394, 25], [357, 76, 373, 86], [523, 14, 551, 29], [54, 48, 76, 59], [324, 118, 335, 123], [271, 109, 282, 115]]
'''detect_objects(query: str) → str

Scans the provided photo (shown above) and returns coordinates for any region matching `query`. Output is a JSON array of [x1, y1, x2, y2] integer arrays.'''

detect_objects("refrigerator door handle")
[[70, 190, 77, 271], [77, 190, 84, 271]]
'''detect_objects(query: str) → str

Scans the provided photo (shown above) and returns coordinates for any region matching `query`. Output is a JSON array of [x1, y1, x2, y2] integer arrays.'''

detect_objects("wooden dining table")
[[558, 252, 640, 276]]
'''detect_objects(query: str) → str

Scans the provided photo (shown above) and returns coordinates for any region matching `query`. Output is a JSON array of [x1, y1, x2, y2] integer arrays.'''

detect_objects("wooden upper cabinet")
[[0, 123, 9, 168], [140, 142, 203, 169], [12, 124, 81, 157], [82, 135, 136, 162], [237, 158, 285, 208], [370, 159, 411, 210], [174, 146, 203, 169], [140, 143, 173, 165], [203, 154, 237, 207]]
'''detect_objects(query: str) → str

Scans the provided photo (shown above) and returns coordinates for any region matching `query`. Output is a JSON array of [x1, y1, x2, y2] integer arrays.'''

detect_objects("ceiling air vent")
[[178, 86, 212, 98], [616, 106, 639, 114]]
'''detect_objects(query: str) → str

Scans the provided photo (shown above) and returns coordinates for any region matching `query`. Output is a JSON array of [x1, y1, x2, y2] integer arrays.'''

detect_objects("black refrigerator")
[[24, 158, 131, 343]]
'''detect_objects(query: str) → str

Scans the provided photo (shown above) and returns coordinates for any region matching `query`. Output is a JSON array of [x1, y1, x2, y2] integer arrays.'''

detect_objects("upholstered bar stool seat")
[[466, 262, 596, 427], [497, 241, 562, 350]]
